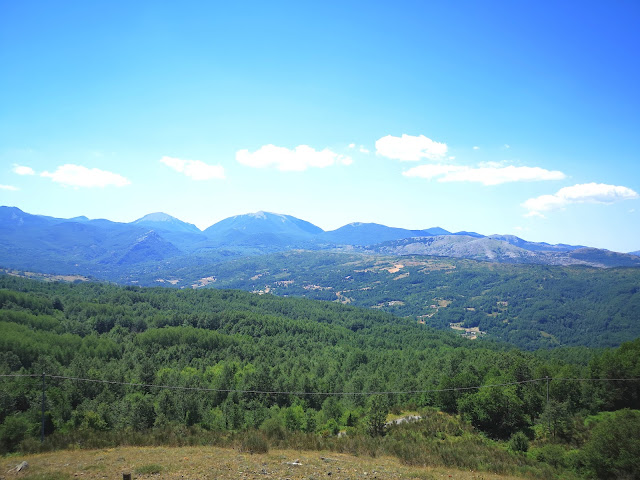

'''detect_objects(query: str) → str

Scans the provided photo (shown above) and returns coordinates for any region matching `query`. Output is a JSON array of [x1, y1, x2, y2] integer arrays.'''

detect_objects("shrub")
[[260, 416, 285, 440], [531, 443, 568, 469], [509, 431, 529, 453], [239, 431, 269, 454], [0, 413, 31, 453], [319, 418, 340, 437], [134, 464, 163, 475]]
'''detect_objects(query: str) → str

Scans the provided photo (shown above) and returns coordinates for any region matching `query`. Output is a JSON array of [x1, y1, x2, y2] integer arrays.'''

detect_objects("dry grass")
[[3, 269, 89, 283], [1, 445, 533, 480]]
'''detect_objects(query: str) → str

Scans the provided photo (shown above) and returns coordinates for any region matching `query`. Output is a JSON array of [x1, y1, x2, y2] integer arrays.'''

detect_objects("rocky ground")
[[1, 445, 531, 480]]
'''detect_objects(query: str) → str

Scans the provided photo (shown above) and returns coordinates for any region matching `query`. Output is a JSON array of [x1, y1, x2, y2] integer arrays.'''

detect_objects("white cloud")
[[375, 134, 447, 161], [41, 164, 130, 188], [236, 144, 351, 171], [160, 156, 225, 180], [504, 144, 511, 149], [13, 164, 35, 175], [478, 160, 507, 168], [447, 165, 565, 185], [473, 146, 480, 150], [403, 164, 566, 186], [523, 183, 639, 217], [0, 184, 19, 191], [348, 144, 370, 154], [402, 164, 466, 180]]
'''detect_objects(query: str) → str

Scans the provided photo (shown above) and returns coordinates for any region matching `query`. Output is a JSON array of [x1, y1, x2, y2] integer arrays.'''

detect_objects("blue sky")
[[1, 1, 639, 252]]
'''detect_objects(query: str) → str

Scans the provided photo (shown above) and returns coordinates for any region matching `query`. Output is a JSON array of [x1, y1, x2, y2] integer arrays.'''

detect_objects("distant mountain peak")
[[134, 212, 181, 223], [1, 205, 639, 274], [132, 212, 201, 233], [321, 222, 444, 247], [425, 227, 452, 236], [204, 211, 323, 242], [489, 234, 584, 252], [1, 206, 24, 214], [245, 211, 288, 222]]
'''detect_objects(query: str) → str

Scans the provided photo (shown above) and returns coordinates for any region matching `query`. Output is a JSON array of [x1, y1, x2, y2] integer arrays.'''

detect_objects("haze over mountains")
[[1, 206, 639, 284]]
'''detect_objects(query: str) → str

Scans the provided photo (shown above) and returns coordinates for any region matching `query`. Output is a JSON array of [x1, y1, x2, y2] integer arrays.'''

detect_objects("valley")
[[2, 206, 640, 351], [3, 3, 639, 478], [1, 207, 639, 479], [166, 251, 640, 350]]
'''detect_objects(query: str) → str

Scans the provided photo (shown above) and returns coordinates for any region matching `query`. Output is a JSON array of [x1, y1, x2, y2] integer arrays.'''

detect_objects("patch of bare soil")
[[192, 276, 216, 288], [2, 269, 90, 283]]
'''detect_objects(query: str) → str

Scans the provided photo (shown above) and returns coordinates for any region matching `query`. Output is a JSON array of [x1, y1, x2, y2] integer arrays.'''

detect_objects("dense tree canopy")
[[160, 251, 640, 350], [0, 274, 638, 479]]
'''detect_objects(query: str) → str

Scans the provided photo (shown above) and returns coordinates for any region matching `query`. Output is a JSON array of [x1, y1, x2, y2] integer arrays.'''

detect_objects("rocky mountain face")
[[365, 236, 640, 268]]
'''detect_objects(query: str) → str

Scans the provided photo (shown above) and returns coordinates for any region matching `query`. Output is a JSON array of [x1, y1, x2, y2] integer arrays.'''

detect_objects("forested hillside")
[[1, 275, 639, 478], [161, 251, 640, 350]]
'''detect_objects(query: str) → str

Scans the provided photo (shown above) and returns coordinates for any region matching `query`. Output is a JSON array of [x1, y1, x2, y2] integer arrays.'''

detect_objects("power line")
[[1, 373, 638, 396], [46, 374, 544, 396], [552, 377, 640, 382]]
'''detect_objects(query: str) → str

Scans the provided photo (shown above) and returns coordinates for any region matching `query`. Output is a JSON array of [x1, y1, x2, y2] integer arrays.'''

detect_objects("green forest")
[[1, 274, 639, 479], [161, 251, 640, 350]]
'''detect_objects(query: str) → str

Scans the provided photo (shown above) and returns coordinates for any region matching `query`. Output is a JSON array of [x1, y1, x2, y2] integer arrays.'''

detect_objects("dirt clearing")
[[1, 445, 531, 480]]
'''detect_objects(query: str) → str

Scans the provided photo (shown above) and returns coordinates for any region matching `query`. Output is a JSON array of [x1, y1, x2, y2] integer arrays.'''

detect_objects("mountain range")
[[1, 206, 639, 284]]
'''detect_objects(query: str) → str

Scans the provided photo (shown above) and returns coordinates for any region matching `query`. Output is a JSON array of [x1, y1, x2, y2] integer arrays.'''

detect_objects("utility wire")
[[552, 377, 640, 382], [1, 373, 638, 396]]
